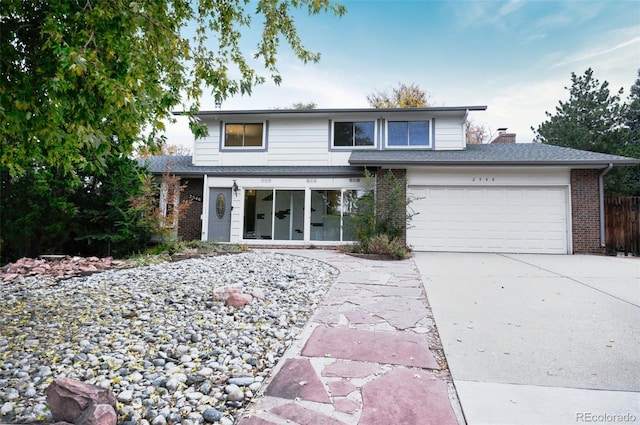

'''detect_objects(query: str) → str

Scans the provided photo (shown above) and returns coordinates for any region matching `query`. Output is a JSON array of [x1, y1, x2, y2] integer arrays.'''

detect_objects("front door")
[[208, 188, 232, 242]]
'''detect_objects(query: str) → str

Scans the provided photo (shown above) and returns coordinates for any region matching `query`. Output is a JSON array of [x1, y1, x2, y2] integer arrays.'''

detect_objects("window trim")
[[330, 119, 377, 150], [220, 121, 268, 151], [384, 119, 432, 149]]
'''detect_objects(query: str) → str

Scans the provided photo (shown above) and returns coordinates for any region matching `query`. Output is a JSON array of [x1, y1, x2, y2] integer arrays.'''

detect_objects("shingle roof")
[[139, 156, 364, 177], [348, 143, 640, 166]]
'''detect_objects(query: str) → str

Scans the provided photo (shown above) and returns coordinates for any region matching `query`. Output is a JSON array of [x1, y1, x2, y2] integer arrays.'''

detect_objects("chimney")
[[491, 127, 516, 144]]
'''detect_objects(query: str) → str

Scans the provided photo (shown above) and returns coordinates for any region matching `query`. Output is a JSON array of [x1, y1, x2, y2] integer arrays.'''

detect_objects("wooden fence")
[[605, 196, 640, 256]]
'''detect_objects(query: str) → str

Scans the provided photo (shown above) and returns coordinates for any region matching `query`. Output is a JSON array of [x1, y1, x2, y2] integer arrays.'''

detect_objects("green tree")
[[1, 156, 150, 261], [0, 0, 346, 178], [70, 156, 152, 258], [366, 82, 430, 108], [625, 69, 640, 147], [532, 68, 639, 195], [532, 68, 625, 152]]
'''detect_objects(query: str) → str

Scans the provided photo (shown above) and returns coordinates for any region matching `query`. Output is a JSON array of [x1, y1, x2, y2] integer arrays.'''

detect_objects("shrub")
[[344, 168, 415, 259]]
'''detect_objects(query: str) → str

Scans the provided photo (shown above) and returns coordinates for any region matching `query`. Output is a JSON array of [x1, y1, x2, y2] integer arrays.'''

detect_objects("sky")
[[165, 0, 640, 146]]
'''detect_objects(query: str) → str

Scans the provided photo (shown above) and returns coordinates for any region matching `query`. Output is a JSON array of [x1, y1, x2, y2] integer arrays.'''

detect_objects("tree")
[[532, 68, 640, 195], [0, 0, 346, 179], [625, 68, 640, 147], [291, 101, 318, 109], [466, 120, 490, 144], [137, 143, 193, 158], [1, 156, 150, 261], [366, 83, 431, 108], [532, 68, 624, 151]]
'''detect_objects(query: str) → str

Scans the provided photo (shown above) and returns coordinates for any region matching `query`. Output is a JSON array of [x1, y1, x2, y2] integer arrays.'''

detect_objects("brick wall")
[[375, 168, 407, 244], [571, 169, 604, 254], [178, 178, 204, 241]]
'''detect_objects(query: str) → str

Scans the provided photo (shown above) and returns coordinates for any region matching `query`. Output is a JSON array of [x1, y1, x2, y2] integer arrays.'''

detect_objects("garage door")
[[407, 186, 569, 254]]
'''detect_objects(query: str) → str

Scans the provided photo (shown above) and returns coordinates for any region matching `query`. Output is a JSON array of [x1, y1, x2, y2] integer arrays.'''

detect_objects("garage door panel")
[[407, 186, 568, 254]]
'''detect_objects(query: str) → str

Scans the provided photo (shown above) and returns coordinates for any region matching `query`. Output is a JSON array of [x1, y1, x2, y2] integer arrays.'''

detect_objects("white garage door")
[[407, 186, 569, 254]]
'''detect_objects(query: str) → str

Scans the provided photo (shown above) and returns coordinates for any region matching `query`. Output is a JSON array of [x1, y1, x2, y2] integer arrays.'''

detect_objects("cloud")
[[532, 1, 604, 32], [452, 0, 526, 29], [551, 36, 640, 69]]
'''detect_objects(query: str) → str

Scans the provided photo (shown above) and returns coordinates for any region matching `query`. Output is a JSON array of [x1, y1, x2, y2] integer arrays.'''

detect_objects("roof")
[[177, 106, 487, 119], [139, 156, 364, 177], [348, 143, 640, 167]]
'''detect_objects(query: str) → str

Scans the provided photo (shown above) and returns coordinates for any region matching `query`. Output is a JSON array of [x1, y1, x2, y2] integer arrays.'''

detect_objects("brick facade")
[[570, 169, 604, 254], [178, 178, 204, 241]]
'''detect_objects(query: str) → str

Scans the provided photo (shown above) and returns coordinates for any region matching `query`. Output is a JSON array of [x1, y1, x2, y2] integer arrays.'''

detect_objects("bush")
[[349, 234, 411, 259], [343, 168, 414, 260]]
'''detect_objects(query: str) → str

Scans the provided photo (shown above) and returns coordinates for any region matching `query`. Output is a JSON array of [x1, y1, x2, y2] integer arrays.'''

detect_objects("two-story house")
[[143, 106, 639, 254]]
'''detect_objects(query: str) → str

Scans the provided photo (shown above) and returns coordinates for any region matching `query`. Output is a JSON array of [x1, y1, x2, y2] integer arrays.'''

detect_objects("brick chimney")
[[490, 128, 516, 144]]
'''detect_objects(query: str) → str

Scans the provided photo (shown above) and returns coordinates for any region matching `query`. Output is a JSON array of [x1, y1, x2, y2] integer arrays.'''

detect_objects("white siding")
[[408, 167, 571, 187], [193, 133, 221, 165], [434, 117, 465, 150], [192, 112, 472, 164], [193, 117, 355, 166]]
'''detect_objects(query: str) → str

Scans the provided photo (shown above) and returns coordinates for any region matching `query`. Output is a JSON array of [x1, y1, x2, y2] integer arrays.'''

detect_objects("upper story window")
[[387, 120, 430, 147], [333, 121, 375, 148], [224, 123, 264, 148]]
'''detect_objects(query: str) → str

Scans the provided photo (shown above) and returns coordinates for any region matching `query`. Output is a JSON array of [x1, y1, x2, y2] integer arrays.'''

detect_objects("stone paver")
[[302, 326, 439, 369], [360, 368, 458, 425], [236, 250, 463, 425], [264, 358, 331, 403]]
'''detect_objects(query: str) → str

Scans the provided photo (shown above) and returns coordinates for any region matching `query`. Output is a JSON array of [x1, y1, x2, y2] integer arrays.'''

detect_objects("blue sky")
[[167, 0, 640, 145]]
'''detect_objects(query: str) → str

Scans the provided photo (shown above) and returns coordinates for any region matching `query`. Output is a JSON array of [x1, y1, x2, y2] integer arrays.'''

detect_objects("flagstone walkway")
[[236, 249, 464, 425]]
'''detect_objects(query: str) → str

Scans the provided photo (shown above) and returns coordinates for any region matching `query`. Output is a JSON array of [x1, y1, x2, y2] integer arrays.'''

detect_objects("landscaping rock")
[[75, 403, 117, 425], [226, 292, 253, 307], [45, 377, 116, 423]]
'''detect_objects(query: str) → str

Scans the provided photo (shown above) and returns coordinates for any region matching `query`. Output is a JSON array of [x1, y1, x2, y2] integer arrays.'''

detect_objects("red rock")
[[0, 256, 117, 281], [225, 292, 253, 307], [302, 326, 439, 369], [322, 360, 382, 378], [75, 404, 117, 425], [213, 284, 243, 302], [237, 416, 278, 425], [359, 368, 458, 425], [270, 402, 345, 425], [328, 380, 357, 397], [334, 398, 360, 414], [45, 377, 116, 423], [265, 358, 330, 403]]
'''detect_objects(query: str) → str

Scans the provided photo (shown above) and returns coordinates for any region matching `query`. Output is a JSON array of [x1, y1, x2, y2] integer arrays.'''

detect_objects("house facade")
[[144, 107, 639, 254]]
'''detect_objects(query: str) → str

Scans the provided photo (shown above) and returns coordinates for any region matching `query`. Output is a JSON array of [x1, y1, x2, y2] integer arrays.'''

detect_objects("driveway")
[[414, 253, 640, 425]]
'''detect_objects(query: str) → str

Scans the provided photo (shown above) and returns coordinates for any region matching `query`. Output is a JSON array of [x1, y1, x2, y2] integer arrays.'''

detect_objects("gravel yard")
[[0, 252, 338, 424]]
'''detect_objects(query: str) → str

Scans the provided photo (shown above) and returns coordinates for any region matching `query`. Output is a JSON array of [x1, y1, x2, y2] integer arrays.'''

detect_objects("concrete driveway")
[[414, 253, 640, 425]]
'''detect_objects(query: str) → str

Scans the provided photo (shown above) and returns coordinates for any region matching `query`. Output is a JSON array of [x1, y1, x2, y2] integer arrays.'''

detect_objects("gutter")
[[599, 163, 614, 247]]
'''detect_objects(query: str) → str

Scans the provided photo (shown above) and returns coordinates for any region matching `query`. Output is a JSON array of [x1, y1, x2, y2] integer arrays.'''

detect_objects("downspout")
[[599, 163, 614, 247]]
